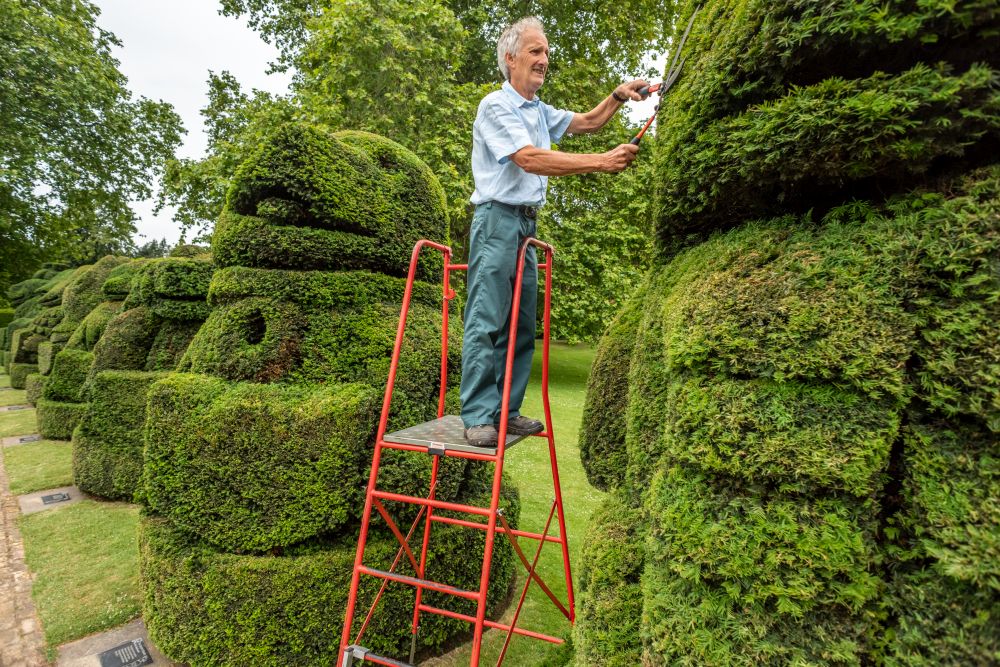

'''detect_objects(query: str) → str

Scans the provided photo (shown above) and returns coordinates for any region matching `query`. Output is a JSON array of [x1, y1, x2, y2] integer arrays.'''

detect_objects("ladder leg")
[[537, 242, 575, 621], [410, 456, 440, 663], [339, 444, 385, 660], [470, 457, 505, 667]]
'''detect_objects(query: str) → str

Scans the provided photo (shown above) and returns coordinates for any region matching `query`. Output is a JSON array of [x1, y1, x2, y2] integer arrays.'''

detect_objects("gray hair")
[[497, 17, 544, 81]]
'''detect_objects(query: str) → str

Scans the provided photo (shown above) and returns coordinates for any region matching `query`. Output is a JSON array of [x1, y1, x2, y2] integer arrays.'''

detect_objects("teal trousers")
[[460, 202, 537, 428]]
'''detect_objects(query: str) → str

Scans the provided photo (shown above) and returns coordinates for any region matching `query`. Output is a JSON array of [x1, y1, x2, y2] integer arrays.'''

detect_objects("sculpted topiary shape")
[[140, 122, 518, 666], [35, 255, 129, 438], [72, 254, 213, 500], [575, 2, 999, 665]]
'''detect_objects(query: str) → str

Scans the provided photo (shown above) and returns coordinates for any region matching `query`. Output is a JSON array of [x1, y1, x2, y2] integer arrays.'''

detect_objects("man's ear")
[[505, 51, 516, 69]]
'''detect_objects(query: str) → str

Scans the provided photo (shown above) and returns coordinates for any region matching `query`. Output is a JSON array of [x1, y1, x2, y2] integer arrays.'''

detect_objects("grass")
[[19, 500, 142, 652], [0, 373, 10, 388], [0, 404, 37, 438], [0, 388, 27, 406], [2, 439, 73, 495], [425, 342, 602, 666]]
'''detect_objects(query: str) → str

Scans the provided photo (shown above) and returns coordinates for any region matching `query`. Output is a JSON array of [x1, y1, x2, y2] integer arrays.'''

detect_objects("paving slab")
[[18, 486, 82, 515], [0, 404, 32, 412], [57, 618, 182, 667], [2, 434, 43, 447]]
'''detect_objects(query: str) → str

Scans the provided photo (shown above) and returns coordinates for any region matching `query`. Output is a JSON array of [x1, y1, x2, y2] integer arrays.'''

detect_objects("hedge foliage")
[[140, 124, 507, 664], [42, 348, 92, 403], [576, 2, 1000, 656], [24, 373, 45, 405], [652, 0, 1000, 255], [9, 363, 35, 389], [140, 480, 518, 666], [74, 370, 169, 500], [218, 124, 448, 278], [36, 398, 86, 440]]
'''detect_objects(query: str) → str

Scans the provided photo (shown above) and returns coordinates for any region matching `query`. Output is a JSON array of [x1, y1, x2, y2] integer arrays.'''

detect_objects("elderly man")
[[461, 16, 649, 447]]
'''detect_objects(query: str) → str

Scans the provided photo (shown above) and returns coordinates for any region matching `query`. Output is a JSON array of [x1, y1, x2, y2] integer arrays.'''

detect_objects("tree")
[[0, 0, 183, 296], [133, 238, 171, 258]]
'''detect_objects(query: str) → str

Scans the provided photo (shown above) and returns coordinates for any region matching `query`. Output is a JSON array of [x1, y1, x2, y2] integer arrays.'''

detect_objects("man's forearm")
[[567, 95, 622, 135], [511, 146, 607, 176]]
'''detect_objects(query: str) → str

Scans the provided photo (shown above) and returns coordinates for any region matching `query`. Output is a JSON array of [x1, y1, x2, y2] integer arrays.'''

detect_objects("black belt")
[[487, 201, 539, 219]]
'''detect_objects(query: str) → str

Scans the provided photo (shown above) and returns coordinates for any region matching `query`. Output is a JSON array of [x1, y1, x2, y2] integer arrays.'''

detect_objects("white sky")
[[94, 2, 661, 247], [93, 0, 293, 246]]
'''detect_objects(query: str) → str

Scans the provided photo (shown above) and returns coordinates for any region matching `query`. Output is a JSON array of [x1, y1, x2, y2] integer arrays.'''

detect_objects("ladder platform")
[[383, 415, 527, 455]]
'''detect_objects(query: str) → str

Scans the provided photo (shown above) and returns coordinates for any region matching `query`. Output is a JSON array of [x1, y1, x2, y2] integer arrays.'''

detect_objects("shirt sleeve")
[[543, 102, 575, 143], [480, 98, 534, 165]]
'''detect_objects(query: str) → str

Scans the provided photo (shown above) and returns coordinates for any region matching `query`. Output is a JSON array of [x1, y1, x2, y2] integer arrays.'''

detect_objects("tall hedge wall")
[[576, 2, 999, 664], [73, 256, 212, 500], [36, 257, 129, 439], [140, 122, 517, 665]]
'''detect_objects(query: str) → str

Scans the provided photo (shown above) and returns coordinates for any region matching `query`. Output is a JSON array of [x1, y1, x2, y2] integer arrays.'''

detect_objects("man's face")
[[507, 28, 549, 96]]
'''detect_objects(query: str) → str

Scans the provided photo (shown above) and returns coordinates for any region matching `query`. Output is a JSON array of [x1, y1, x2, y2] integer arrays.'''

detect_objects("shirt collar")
[[502, 80, 539, 107]]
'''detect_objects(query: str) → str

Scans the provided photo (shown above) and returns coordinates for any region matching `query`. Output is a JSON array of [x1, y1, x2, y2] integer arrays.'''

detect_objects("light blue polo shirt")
[[469, 81, 574, 207]]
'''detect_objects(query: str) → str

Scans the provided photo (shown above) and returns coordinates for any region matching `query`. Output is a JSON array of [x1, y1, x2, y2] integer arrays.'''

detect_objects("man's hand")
[[601, 143, 640, 173], [614, 79, 651, 102]]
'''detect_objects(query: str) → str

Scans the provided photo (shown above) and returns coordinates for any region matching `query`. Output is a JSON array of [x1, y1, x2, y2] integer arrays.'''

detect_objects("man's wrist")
[[611, 90, 627, 103]]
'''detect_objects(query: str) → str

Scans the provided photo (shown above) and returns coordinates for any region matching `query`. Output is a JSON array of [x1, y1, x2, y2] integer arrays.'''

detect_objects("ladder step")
[[370, 489, 492, 517], [342, 644, 413, 667], [357, 566, 479, 601], [383, 415, 527, 456]]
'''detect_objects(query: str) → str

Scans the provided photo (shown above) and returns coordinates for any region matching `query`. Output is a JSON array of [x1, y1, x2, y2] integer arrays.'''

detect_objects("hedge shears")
[[630, 5, 701, 146]]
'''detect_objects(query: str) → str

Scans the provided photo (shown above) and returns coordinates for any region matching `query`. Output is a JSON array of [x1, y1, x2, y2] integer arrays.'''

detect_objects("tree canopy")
[[0, 0, 183, 295]]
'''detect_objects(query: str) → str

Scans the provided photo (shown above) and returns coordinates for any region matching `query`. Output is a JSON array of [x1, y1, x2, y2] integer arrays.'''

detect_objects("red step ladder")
[[339, 238, 575, 667]]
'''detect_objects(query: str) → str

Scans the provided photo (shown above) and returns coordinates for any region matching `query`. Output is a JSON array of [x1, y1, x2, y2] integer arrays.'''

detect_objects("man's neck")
[[508, 80, 539, 101]]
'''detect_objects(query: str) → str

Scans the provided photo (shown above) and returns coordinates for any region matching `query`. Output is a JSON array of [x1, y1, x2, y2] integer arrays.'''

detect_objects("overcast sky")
[[93, 0, 292, 246], [94, 2, 660, 248]]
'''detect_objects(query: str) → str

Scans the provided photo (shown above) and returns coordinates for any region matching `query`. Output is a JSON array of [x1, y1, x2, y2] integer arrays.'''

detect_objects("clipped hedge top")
[[102, 259, 147, 298], [61, 255, 129, 324], [652, 0, 1000, 256], [39, 266, 84, 307], [219, 123, 448, 277]]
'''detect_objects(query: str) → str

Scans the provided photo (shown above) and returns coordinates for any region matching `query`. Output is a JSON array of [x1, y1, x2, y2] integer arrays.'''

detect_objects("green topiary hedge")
[[42, 349, 93, 403], [25, 373, 45, 405], [36, 342, 55, 375], [573, 493, 645, 667], [72, 254, 214, 501], [575, 0, 999, 659], [65, 300, 124, 352], [217, 125, 448, 279], [143, 374, 380, 552], [73, 370, 169, 500], [9, 363, 35, 389], [36, 398, 86, 440], [141, 480, 518, 667]]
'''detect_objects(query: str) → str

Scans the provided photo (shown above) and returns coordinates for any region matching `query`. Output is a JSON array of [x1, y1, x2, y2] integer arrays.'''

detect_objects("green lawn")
[[0, 373, 10, 388], [20, 500, 142, 652], [0, 388, 27, 406], [427, 342, 601, 666], [0, 404, 37, 438], [2, 439, 73, 495]]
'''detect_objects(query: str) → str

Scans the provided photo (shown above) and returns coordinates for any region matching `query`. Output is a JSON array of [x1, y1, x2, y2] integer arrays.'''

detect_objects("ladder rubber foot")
[[342, 644, 414, 667]]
